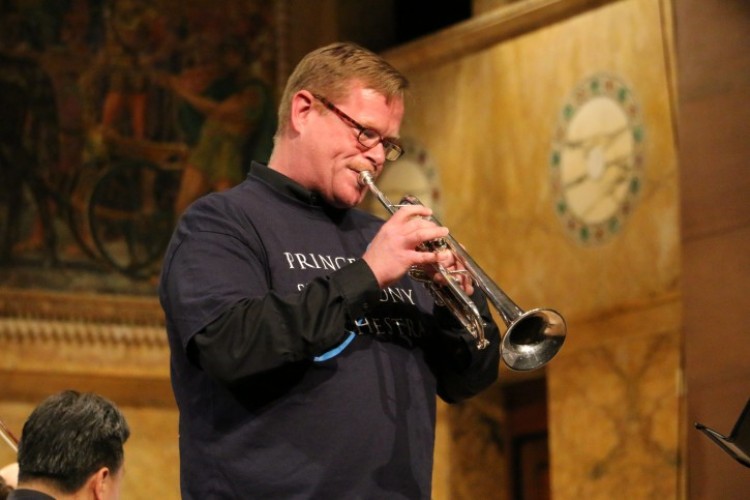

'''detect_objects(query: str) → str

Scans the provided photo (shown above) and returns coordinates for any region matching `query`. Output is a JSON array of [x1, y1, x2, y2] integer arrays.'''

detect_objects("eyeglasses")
[[312, 93, 404, 161]]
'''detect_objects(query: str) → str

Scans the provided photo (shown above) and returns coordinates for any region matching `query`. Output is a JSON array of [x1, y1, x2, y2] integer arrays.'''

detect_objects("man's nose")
[[365, 141, 386, 165]]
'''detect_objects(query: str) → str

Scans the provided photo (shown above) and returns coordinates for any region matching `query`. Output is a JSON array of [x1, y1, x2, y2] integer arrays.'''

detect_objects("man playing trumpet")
[[159, 41, 500, 499]]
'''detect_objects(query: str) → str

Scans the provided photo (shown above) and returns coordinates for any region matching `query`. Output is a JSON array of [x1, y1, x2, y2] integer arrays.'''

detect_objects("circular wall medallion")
[[549, 73, 645, 245]]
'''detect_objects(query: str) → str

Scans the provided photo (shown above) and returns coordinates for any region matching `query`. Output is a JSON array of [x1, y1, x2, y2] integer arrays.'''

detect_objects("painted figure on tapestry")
[[0, 0, 276, 292]]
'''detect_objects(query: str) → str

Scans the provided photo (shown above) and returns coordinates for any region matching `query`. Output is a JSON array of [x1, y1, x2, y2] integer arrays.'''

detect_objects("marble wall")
[[384, 0, 682, 497]]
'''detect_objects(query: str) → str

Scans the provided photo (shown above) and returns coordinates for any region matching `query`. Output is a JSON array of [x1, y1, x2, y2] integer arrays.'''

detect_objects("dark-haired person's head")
[[16, 390, 130, 499]]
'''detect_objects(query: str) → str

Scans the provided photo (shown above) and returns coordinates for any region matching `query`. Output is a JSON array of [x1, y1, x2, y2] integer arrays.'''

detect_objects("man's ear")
[[289, 90, 315, 133], [89, 467, 111, 500]]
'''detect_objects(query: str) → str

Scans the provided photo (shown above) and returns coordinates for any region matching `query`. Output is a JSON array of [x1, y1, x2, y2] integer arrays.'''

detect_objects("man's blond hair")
[[275, 42, 409, 137]]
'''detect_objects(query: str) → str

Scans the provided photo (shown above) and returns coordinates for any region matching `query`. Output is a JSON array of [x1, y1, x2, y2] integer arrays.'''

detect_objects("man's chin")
[[332, 190, 366, 209]]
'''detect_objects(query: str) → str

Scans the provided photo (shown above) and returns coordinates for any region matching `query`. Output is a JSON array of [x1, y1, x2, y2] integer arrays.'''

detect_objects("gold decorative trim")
[[382, 0, 620, 71], [0, 318, 165, 348], [0, 288, 171, 405], [0, 287, 168, 352], [0, 287, 164, 327]]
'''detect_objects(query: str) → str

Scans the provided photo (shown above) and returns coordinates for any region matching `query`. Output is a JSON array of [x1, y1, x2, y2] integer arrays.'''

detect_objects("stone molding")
[[382, 0, 619, 72], [0, 287, 164, 328], [0, 287, 171, 405]]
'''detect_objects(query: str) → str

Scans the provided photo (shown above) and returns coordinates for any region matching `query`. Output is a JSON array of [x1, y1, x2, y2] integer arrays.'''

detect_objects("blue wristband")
[[313, 331, 356, 362]]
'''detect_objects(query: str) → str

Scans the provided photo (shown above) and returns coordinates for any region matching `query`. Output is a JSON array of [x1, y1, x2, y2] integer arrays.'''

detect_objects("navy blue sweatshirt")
[[159, 162, 500, 499]]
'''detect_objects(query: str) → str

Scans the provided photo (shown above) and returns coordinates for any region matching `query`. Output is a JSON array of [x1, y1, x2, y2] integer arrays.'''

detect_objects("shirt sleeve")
[[424, 288, 501, 404], [159, 196, 383, 385], [193, 259, 381, 385]]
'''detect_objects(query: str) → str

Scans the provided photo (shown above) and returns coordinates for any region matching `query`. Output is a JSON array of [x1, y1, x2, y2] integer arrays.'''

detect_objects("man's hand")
[[363, 205, 448, 288], [428, 249, 475, 297]]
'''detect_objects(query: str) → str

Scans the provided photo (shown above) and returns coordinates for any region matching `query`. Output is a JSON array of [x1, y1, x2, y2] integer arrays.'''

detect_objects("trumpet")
[[359, 170, 566, 371]]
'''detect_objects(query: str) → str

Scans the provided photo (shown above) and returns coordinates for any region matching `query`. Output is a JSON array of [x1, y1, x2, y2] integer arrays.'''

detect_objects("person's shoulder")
[[190, 178, 261, 209], [6, 488, 56, 500], [183, 177, 279, 229]]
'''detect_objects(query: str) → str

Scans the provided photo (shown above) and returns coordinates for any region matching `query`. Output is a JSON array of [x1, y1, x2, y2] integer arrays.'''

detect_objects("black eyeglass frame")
[[311, 93, 404, 161]]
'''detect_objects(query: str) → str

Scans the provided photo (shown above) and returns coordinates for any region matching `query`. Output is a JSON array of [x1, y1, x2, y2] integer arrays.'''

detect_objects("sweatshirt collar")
[[248, 161, 328, 207]]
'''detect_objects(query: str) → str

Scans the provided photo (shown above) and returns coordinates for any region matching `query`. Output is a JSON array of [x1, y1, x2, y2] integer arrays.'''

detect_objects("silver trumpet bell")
[[358, 170, 566, 371]]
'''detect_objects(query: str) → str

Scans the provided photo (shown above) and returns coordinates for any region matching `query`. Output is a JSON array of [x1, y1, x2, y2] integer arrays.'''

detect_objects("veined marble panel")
[[548, 325, 681, 498]]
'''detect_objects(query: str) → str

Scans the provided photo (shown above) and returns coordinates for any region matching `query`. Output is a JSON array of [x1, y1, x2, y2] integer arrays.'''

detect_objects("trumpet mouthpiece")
[[358, 170, 374, 186]]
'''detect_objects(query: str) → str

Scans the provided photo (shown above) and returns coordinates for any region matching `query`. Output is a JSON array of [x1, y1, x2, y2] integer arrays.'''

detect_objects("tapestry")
[[0, 0, 277, 295]]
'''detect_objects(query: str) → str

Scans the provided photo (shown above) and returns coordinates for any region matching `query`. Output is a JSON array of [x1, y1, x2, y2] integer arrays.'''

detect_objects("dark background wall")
[[674, 0, 750, 496]]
